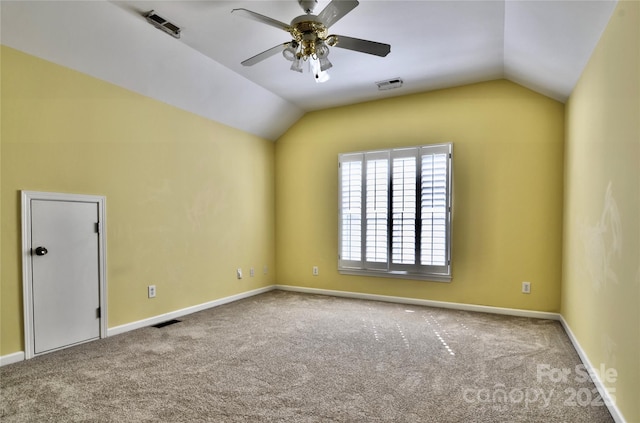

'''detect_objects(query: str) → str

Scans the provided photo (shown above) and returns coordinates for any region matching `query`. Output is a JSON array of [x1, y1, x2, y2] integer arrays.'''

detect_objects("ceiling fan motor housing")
[[290, 16, 327, 40], [289, 16, 330, 58]]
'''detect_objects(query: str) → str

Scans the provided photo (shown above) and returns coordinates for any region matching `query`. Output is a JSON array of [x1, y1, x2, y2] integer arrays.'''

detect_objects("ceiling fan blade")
[[241, 43, 291, 66], [231, 8, 290, 32], [333, 35, 391, 57], [317, 0, 359, 28]]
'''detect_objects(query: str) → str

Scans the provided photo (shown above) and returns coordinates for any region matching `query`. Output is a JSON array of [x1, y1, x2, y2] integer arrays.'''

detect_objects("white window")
[[338, 144, 452, 281]]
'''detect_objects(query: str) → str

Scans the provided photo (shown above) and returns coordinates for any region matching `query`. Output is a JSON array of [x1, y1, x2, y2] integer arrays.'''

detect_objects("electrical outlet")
[[250, 268, 255, 277], [522, 281, 531, 294], [148, 285, 156, 298], [237, 268, 243, 279], [312, 266, 319, 276], [263, 266, 268, 275]]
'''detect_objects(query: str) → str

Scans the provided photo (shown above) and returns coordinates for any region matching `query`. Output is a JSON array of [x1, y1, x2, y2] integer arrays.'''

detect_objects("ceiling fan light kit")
[[232, 0, 390, 83]]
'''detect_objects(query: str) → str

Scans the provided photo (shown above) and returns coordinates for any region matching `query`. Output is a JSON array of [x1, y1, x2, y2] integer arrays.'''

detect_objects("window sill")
[[338, 268, 451, 283]]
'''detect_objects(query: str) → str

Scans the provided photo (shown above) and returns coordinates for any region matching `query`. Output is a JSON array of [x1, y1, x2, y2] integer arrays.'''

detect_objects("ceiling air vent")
[[145, 10, 181, 39], [376, 78, 403, 91]]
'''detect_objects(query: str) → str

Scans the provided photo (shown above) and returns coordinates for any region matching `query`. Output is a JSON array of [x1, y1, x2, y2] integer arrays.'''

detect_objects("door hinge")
[[95, 222, 100, 234], [96, 307, 101, 319]]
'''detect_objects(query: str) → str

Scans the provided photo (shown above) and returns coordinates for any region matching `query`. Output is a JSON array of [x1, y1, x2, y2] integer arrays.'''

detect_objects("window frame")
[[338, 143, 453, 282]]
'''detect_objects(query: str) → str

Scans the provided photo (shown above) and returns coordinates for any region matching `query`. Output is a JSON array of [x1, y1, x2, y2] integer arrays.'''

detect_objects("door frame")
[[21, 191, 107, 359]]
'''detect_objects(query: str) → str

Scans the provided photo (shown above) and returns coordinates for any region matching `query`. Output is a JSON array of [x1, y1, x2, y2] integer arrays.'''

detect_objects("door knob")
[[34, 246, 48, 256]]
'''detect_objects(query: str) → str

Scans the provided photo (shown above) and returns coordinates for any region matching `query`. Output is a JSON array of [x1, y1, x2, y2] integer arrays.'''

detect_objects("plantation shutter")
[[364, 152, 389, 269], [339, 143, 452, 281], [421, 149, 448, 266], [338, 154, 364, 268], [390, 149, 418, 270], [419, 145, 451, 275]]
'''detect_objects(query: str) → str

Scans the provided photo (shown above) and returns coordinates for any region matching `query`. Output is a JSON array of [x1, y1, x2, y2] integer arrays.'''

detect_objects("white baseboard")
[[274, 285, 561, 320], [277, 286, 626, 421], [0, 351, 25, 367], [107, 285, 275, 337], [2, 286, 276, 366], [4, 284, 558, 368], [559, 316, 626, 423], [1, 281, 627, 423]]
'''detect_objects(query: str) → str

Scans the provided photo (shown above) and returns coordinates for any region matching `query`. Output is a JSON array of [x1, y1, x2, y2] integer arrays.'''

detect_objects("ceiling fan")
[[232, 0, 391, 83]]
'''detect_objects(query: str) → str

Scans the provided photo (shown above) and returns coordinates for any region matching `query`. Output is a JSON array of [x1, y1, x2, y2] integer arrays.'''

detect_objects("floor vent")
[[152, 319, 182, 329]]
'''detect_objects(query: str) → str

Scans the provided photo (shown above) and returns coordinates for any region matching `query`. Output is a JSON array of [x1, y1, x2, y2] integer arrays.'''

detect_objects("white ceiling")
[[1, 1, 617, 140]]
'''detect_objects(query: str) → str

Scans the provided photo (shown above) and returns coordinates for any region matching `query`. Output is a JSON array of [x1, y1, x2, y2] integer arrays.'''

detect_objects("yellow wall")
[[2, 8, 638, 417], [562, 1, 639, 421], [275, 80, 565, 312], [1, 46, 276, 355]]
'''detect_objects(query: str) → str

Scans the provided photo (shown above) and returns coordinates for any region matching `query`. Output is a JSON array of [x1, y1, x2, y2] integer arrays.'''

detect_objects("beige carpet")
[[0, 291, 614, 422]]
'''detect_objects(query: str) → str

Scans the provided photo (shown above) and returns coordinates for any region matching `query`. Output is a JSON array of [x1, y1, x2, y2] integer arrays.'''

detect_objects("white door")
[[25, 195, 104, 356]]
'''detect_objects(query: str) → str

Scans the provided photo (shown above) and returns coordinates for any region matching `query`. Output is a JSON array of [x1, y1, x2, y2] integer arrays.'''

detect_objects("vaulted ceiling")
[[1, 1, 617, 140]]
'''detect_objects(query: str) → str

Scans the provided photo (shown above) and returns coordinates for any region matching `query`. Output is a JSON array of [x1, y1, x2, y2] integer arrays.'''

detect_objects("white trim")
[[21, 191, 108, 359], [1, 282, 627, 423], [274, 285, 561, 320], [338, 144, 453, 281], [560, 316, 626, 423], [275, 286, 625, 421], [107, 286, 275, 337], [0, 351, 26, 367], [339, 269, 452, 282]]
